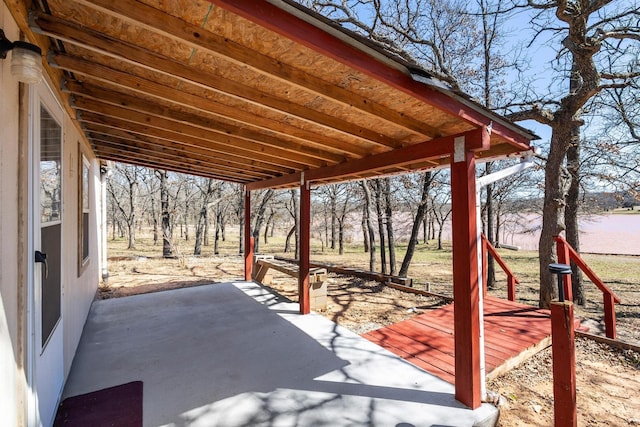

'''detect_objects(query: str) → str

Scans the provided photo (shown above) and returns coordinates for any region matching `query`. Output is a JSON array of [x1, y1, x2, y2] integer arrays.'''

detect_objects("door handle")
[[35, 250, 48, 279]]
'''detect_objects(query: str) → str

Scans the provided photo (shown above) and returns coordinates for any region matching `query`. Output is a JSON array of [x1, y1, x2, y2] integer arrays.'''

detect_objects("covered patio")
[[7, 0, 536, 412], [61, 282, 499, 426]]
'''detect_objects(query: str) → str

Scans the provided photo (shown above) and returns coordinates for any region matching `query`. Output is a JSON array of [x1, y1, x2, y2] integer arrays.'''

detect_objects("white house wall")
[[0, 5, 24, 426], [1, 2, 100, 424], [60, 115, 100, 379]]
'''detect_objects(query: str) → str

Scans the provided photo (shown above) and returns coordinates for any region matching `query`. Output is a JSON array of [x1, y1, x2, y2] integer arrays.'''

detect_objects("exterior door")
[[30, 84, 64, 427]]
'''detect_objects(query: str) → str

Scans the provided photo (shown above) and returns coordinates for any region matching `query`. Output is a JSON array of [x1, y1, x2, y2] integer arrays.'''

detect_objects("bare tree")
[[284, 189, 299, 258], [399, 171, 435, 277], [252, 189, 275, 253], [360, 181, 377, 271], [504, 0, 640, 307], [193, 178, 216, 256], [107, 164, 141, 249]]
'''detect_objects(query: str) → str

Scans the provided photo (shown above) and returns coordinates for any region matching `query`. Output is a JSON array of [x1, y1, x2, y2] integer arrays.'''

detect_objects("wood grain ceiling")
[[16, 0, 535, 187]]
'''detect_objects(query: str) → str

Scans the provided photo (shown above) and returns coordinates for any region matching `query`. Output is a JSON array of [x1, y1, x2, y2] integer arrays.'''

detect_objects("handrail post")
[[482, 234, 518, 301], [554, 235, 619, 338], [554, 236, 573, 301], [549, 263, 577, 427], [603, 293, 617, 339], [507, 276, 516, 302]]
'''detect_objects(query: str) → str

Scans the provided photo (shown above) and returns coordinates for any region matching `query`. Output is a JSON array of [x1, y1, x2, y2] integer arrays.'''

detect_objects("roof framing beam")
[[246, 127, 490, 190], [68, 0, 441, 138], [50, 54, 371, 159], [72, 96, 328, 169], [87, 133, 271, 180], [35, 14, 406, 151], [65, 83, 343, 164], [212, 0, 532, 150], [94, 148, 247, 182], [78, 112, 297, 175]]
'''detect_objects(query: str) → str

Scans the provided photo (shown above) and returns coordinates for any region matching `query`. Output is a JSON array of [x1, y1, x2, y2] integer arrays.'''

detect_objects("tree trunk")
[[264, 209, 275, 244], [361, 202, 369, 253], [284, 225, 296, 253], [485, 162, 497, 290], [384, 178, 397, 275], [361, 181, 376, 271], [330, 192, 336, 250], [194, 207, 206, 256], [126, 180, 136, 249], [151, 197, 158, 245], [399, 172, 431, 277], [437, 220, 444, 250], [374, 180, 387, 274], [422, 216, 428, 244], [338, 220, 345, 255], [214, 210, 222, 255], [127, 222, 135, 250], [565, 127, 585, 305], [539, 125, 572, 308], [204, 211, 209, 246], [184, 202, 189, 241], [252, 190, 274, 254], [159, 170, 172, 258]]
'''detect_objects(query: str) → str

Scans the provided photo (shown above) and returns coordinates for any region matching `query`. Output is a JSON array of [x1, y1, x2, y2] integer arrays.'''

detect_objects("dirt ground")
[[100, 253, 640, 426]]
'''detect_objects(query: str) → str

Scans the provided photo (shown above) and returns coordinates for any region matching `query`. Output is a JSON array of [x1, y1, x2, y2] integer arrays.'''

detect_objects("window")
[[78, 151, 90, 274]]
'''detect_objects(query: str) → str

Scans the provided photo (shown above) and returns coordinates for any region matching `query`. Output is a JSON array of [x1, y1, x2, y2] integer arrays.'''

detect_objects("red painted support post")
[[551, 301, 577, 427], [555, 236, 573, 301], [299, 179, 311, 314], [450, 141, 482, 409], [507, 276, 516, 302], [603, 292, 617, 339], [244, 188, 253, 281]]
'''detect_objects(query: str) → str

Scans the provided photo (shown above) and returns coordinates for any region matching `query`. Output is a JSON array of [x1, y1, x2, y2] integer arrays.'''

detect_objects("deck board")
[[362, 296, 557, 384]]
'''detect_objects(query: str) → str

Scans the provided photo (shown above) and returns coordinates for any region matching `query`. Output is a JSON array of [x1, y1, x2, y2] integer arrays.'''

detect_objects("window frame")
[[77, 149, 91, 275]]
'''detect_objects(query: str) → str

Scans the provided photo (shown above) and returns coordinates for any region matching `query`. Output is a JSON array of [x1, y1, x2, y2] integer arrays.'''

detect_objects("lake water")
[[480, 214, 640, 255]]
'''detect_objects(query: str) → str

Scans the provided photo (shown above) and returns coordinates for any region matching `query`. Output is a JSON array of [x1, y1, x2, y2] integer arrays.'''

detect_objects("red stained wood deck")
[[362, 296, 565, 384]]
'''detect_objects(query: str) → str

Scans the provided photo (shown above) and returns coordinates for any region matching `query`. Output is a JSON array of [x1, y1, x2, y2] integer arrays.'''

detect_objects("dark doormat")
[[53, 381, 143, 427]]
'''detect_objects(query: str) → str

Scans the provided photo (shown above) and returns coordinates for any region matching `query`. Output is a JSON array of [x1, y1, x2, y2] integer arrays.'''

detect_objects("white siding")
[[0, 6, 24, 426], [61, 119, 100, 377], [0, 3, 100, 423]]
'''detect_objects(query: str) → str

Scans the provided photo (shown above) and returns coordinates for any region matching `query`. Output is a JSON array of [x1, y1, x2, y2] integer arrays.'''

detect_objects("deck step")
[[362, 296, 569, 383]]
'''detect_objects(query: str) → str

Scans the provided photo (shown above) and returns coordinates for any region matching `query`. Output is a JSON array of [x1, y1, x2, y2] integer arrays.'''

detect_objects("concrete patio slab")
[[62, 282, 498, 426]]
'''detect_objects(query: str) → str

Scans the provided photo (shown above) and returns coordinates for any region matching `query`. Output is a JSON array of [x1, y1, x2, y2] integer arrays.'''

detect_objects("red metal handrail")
[[554, 235, 621, 339], [481, 234, 519, 301]]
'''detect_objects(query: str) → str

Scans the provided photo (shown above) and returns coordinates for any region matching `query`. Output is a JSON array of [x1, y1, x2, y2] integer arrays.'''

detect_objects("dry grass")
[[106, 228, 640, 344]]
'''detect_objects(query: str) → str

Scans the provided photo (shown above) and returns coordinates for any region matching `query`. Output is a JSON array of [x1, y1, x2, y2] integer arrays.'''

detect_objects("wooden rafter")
[[36, 14, 411, 151], [212, 0, 532, 150], [86, 133, 271, 180], [73, 97, 328, 169], [65, 0, 442, 138], [78, 112, 298, 174], [66, 85, 343, 164], [6, 0, 534, 186]]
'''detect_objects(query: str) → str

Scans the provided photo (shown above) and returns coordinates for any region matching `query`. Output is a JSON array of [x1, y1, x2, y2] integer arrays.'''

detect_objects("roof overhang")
[[7, 0, 536, 188]]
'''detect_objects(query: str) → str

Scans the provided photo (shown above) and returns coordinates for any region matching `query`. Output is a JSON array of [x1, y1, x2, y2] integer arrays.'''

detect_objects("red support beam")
[[246, 128, 489, 191], [450, 138, 482, 409], [244, 188, 253, 281], [299, 179, 311, 314], [551, 301, 577, 427], [210, 0, 533, 149]]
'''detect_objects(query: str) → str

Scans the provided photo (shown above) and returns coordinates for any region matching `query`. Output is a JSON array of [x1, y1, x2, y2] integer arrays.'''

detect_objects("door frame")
[[26, 80, 65, 427]]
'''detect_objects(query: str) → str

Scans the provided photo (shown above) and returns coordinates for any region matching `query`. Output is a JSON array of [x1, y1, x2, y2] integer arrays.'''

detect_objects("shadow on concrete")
[[62, 282, 497, 427]]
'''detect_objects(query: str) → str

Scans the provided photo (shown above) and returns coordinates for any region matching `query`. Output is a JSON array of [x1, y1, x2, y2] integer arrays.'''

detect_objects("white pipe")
[[475, 151, 536, 401]]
